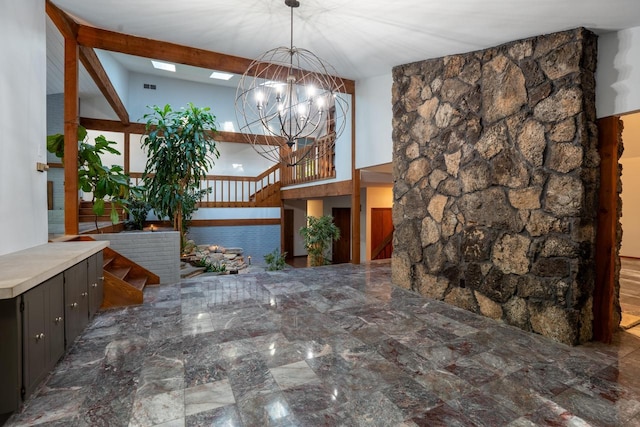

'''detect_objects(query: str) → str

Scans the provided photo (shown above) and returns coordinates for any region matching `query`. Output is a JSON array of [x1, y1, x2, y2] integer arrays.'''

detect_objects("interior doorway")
[[283, 209, 294, 260], [332, 207, 351, 264], [371, 208, 393, 260]]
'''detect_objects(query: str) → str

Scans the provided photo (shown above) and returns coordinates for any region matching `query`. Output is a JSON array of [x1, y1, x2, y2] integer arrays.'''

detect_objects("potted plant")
[[299, 215, 340, 266], [141, 103, 220, 250], [47, 126, 135, 231]]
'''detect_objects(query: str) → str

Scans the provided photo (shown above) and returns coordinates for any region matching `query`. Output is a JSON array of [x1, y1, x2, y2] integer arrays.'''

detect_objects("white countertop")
[[0, 241, 109, 299]]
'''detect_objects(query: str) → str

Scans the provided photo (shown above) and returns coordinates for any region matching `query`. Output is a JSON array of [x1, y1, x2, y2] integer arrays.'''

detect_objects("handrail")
[[280, 134, 336, 186], [129, 164, 281, 207]]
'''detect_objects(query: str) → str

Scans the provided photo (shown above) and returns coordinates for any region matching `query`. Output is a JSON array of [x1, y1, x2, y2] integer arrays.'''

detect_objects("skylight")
[[151, 60, 176, 72], [210, 71, 234, 80]]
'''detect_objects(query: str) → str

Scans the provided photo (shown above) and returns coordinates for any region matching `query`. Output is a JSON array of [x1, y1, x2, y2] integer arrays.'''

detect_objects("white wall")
[[597, 26, 640, 118], [355, 73, 393, 169], [127, 72, 238, 124], [620, 113, 640, 257], [96, 50, 129, 111], [0, 0, 47, 255]]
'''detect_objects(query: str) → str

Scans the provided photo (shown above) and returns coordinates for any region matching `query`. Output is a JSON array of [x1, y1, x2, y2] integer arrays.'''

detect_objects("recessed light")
[[210, 71, 234, 80], [151, 60, 176, 72]]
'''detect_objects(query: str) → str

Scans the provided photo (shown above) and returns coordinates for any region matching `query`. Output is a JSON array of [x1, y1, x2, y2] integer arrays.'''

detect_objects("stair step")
[[103, 256, 115, 268], [107, 266, 131, 281], [127, 276, 148, 291]]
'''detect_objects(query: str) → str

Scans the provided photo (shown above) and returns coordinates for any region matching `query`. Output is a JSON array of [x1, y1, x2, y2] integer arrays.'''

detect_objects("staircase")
[[102, 247, 160, 308], [69, 236, 160, 308]]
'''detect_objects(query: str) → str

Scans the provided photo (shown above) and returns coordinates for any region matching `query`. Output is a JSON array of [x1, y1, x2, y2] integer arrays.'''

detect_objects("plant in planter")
[[141, 103, 220, 250], [47, 126, 134, 231], [124, 190, 151, 231], [299, 215, 340, 266], [264, 248, 287, 271]]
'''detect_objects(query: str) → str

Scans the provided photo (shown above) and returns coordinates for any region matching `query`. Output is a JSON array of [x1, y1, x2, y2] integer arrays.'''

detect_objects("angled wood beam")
[[64, 37, 80, 235], [79, 46, 130, 125], [45, 0, 78, 40], [76, 25, 356, 95]]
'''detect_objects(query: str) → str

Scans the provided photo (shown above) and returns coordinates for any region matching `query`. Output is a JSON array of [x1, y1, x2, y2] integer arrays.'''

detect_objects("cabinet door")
[[0, 298, 20, 414], [47, 274, 65, 369], [22, 284, 48, 398], [87, 252, 104, 317], [64, 260, 89, 347]]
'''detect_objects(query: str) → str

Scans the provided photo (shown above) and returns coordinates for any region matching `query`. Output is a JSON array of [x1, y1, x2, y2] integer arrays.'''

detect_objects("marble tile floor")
[[5, 260, 640, 427]]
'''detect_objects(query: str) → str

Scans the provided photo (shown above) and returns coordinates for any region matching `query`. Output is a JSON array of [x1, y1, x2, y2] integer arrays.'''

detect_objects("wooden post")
[[351, 94, 361, 264], [593, 116, 621, 343], [64, 37, 79, 236]]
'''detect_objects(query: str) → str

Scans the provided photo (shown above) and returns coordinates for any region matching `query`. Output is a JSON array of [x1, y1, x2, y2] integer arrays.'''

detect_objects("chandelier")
[[235, 0, 348, 167]]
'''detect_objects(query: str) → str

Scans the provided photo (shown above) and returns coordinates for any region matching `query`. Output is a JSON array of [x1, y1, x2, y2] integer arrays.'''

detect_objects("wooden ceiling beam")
[[76, 25, 356, 95], [45, 0, 78, 40], [280, 180, 352, 200], [79, 117, 284, 146], [79, 46, 130, 125]]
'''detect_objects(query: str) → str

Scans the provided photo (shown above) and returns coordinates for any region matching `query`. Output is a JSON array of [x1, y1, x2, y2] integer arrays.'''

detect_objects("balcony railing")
[[129, 163, 281, 208], [280, 134, 336, 186]]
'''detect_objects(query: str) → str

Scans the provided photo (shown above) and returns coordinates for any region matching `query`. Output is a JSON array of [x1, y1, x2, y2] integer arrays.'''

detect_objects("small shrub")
[[264, 248, 287, 271]]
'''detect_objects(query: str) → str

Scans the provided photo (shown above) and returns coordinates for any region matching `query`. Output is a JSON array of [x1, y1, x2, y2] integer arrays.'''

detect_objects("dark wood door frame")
[[593, 116, 622, 343]]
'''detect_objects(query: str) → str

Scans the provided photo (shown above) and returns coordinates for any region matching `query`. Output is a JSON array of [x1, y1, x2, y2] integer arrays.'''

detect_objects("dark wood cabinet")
[[64, 260, 90, 347], [0, 247, 104, 417], [22, 274, 65, 398], [88, 252, 103, 318]]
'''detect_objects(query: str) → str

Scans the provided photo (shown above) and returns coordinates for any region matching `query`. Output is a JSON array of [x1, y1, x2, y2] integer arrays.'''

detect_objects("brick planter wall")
[[391, 28, 604, 345]]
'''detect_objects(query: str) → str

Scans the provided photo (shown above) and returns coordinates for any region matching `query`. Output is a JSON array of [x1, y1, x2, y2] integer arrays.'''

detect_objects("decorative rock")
[[481, 55, 527, 124], [440, 78, 471, 104], [529, 304, 577, 345], [491, 149, 530, 188], [517, 120, 546, 167], [526, 210, 564, 237], [427, 194, 448, 222], [507, 40, 533, 61], [547, 143, 583, 173], [418, 97, 439, 120], [534, 87, 582, 123], [508, 186, 542, 210], [544, 174, 583, 217], [420, 216, 440, 247], [435, 103, 459, 128], [459, 159, 491, 193], [406, 143, 420, 160], [492, 234, 531, 275], [391, 252, 412, 290], [416, 265, 449, 299], [444, 150, 462, 177], [458, 188, 523, 232], [441, 212, 458, 239], [461, 227, 493, 262], [476, 123, 508, 160], [531, 258, 569, 277], [504, 297, 530, 330], [475, 291, 503, 320], [444, 287, 477, 312], [406, 158, 430, 186], [540, 236, 578, 258], [549, 118, 576, 142], [429, 169, 449, 190], [540, 42, 581, 81]]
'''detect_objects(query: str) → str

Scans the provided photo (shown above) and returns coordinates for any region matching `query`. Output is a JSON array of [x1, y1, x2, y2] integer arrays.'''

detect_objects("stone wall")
[[391, 28, 600, 345]]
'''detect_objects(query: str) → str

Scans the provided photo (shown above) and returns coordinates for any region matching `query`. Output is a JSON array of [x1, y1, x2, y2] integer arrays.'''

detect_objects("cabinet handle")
[[35, 333, 45, 341], [54, 316, 63, 324], [81, 292, 88, 297], [92, 283, 98, 288], [70, 302, 78, 308], [99, 276, 104, 280]]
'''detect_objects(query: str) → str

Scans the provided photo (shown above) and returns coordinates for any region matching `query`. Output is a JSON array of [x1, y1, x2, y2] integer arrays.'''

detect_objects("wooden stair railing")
[[70, 236, 160, 308], [372, 229, 394, 260]]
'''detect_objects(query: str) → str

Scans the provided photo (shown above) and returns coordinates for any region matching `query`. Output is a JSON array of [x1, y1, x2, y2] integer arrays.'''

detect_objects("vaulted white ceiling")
[[49, 0, 640, 85]]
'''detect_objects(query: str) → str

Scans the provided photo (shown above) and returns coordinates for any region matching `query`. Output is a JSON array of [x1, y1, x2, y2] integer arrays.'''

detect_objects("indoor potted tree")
[[47, 126, 135, 231], [141, 103, 219, 250], [299, 215, 341, 266]]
